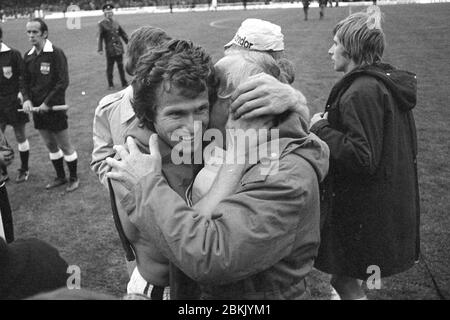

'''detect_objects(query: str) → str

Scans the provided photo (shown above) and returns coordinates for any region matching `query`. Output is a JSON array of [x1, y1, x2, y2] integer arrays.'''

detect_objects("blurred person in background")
[[302, 0, 310, 21], [97, 3, 129, 90], [319, 0, 327, 20]]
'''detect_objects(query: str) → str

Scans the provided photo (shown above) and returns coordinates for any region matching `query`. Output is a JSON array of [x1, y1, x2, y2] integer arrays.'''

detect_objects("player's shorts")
[[127, 267, 170, 300], [32, 110, 68, 132], [0, 97, 29, 127]]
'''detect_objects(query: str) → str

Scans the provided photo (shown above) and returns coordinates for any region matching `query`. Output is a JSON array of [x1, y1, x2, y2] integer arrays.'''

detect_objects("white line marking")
[[209, 18, 235, 29]]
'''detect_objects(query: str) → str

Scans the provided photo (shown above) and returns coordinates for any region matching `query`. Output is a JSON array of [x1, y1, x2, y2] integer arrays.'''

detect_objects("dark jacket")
[[97, 18, 128, 57], [0, 44, 23, 102], [22, 40, 69, 107], [0, 130, 13, 240], [311, 63, 420, 279]]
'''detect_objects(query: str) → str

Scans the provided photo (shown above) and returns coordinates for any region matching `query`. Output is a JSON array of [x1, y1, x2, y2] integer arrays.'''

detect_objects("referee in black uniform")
[[0, 26, 31, 183], [97, 3, 128, 90], [22, 18, 79, 192]]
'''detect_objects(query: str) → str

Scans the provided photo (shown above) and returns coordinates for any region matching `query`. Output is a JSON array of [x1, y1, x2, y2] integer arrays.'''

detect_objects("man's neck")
[[35, 39, 46, 54]]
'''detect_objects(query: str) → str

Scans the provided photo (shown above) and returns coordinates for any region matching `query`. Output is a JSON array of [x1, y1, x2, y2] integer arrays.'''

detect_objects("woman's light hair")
[[333, 5, 385, 66]]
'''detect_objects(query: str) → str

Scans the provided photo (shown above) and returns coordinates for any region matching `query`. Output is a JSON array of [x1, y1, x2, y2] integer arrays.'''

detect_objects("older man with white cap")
[[224, 18, 285, 59], [224, 18, 310, 125]]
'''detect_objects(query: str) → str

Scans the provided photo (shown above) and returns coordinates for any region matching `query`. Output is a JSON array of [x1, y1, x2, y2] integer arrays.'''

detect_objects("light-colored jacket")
[[128, 115, 330, 299], [91, 86, 137, 188]]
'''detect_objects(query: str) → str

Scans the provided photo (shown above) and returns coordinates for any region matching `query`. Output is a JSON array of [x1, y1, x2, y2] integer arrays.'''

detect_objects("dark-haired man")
[[97, 3, 128, 90], [0, 26, 30, 183], [22, 18, 79, 192]]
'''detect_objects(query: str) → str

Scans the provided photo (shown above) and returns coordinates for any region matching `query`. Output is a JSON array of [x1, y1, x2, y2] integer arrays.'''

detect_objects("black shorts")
[[0, 97, 29, 127], [32, 110, 68, 132]]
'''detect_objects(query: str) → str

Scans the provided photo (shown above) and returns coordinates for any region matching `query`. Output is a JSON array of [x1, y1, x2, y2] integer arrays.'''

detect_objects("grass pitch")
[[1, 3, 449, 299]]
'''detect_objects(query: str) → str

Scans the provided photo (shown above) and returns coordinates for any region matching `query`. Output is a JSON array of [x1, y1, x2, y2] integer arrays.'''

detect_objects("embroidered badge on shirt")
[[40, 62, 51, 75], [2, 66, 13, 79]]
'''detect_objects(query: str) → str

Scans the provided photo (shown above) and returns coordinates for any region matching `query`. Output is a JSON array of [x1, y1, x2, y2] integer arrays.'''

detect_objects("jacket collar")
[[0, 43, 11, 52], [119, 86, 135, 124], [28, 39, 54, 55]]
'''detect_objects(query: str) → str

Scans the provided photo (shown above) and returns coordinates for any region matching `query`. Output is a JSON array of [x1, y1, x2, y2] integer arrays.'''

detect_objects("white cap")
[[224, 19, 284, 52]]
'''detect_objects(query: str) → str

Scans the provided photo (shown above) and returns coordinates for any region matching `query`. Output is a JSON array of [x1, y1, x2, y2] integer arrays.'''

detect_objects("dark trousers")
[[0, 183, 13, 243], [106, 54, 127, 87]]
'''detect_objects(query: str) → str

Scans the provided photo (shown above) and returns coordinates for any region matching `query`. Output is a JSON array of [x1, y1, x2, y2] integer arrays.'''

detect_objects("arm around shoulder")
[[131, 154, 318, 285]]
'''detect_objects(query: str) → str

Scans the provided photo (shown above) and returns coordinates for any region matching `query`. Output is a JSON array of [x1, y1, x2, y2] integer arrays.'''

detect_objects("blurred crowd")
[[0, 0, 318, 20]]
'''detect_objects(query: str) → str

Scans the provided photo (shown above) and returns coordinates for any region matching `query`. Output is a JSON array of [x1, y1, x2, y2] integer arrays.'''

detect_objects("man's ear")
[[43, 31, 49, 39]]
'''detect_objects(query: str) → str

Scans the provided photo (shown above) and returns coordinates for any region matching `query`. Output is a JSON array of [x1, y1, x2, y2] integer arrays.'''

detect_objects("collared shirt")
[[0, 42, 23, 100], [0, 43, 11, 53], [22, 40, 68, 107], [97, 18, 128, 57]]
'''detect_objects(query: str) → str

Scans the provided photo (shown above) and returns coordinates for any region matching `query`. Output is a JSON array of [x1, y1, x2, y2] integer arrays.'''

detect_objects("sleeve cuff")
[[310, 119, 329, 134]]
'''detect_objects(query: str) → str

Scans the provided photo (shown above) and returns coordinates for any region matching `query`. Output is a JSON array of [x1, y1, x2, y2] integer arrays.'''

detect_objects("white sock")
[[49, 149, 64, 160], [64, 151, 78, 162]]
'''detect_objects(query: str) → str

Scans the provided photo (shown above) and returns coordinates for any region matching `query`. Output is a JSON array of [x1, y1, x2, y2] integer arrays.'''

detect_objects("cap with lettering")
[[224, 18, 284, 52]]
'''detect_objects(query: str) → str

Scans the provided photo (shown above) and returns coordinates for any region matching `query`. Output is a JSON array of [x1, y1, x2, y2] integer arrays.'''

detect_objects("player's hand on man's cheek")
[[105, 135, 162, 190]]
